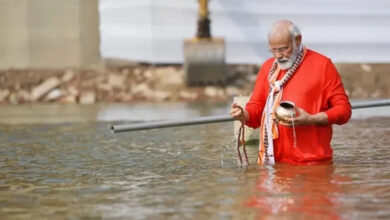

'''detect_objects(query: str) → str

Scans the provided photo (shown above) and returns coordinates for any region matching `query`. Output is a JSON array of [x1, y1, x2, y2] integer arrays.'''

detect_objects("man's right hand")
[[230, 103, 248, 122]]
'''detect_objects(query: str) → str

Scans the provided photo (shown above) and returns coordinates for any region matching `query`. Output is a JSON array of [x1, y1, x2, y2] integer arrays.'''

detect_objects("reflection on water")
[[0, 104, 390, 219], [246, 164, 342, 219]]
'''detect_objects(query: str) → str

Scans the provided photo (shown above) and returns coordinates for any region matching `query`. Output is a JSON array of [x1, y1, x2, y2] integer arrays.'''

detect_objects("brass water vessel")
[[276, 101, 296, 121]]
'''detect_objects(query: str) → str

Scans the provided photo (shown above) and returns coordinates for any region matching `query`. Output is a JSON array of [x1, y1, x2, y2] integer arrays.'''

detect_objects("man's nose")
[[274, 51, 284, 59]]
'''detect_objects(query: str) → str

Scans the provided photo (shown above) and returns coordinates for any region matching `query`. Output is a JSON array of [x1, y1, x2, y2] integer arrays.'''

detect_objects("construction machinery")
[[184, 0, 226, 86]]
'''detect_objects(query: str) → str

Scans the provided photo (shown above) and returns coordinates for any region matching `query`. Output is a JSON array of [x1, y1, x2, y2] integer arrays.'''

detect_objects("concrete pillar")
[[0, 0, 100, 69], [0, 0, 29, 68], [79, 0, 100, 66]]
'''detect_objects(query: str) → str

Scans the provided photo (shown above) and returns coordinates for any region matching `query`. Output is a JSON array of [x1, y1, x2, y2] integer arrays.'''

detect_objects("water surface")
[[0, 103, 390, 219]]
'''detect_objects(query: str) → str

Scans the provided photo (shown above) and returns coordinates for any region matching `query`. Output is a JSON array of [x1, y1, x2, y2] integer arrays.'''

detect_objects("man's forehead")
[[269, 34, 291, 46]]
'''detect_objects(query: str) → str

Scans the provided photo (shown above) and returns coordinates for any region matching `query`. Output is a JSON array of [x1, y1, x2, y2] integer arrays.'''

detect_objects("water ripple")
[[0, 117, 389, 219]]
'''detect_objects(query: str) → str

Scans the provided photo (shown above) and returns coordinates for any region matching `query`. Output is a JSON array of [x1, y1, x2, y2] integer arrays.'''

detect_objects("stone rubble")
[[0, 63, 385, 105], [62, 70, 75, 83], [30, 77, 61, 101], [79, 91, 96, 104], [204, 86, 225, 98], [108, 73, 125, 89], [45, 89, 62, 101], [0, 89, 10, 102], [179, 90, 198, 100]]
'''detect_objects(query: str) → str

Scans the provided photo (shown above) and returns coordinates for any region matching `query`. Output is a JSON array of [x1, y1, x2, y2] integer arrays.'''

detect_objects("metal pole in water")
[[111, 99, 390, 133], [349, 99, 390, 109], [111, 115, 233, 133]]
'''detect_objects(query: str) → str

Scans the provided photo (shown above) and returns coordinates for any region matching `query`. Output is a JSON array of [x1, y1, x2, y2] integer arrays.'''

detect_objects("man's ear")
[[295, 35, 302, 46]]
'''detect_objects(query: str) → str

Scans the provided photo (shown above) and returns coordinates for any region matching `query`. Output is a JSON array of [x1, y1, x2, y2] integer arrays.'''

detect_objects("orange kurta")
[[246, 49, 351, 164]]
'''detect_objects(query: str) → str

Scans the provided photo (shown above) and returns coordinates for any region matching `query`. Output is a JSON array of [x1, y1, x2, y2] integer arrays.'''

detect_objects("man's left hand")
[[278, 107, 328, 127]]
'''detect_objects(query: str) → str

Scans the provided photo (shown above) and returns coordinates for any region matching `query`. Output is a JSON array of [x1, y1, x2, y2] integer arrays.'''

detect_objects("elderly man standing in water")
[[230, 20, 351, 165]]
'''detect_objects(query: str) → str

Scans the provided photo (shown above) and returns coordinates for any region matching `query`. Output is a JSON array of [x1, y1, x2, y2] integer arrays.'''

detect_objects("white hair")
[[268, 20, 301, 41], [289, 24, 301, 39]]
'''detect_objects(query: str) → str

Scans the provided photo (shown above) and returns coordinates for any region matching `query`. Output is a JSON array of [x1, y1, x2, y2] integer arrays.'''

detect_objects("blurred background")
[[100, 0, 390, 64], [0, 0, 389, 104]]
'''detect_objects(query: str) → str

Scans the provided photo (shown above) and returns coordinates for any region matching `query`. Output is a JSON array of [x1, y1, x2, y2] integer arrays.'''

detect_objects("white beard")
[[277, 57, 295, 70], [277, 43, 302, 70]]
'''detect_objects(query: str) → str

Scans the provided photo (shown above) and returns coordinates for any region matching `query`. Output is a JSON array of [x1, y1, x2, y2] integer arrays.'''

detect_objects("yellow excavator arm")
[[196, 0, 211, 39], [184, 0, 226, 85], [198, 0, 208, 19]]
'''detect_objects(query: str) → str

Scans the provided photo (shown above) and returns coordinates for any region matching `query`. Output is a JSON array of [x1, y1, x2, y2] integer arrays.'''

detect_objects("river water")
[[0, 103, 390, 219]]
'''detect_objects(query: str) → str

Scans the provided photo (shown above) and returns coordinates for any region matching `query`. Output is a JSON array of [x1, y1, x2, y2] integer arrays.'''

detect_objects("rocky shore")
[[0, 63, 259, 104], [0, 62, 389, 105]]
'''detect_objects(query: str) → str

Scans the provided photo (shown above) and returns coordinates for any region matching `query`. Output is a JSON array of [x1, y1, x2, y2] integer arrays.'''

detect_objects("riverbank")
[[0, 62, 389, 104], [0, 62, 259, 104]]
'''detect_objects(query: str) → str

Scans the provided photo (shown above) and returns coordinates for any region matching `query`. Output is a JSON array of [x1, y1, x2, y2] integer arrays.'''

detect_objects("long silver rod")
[[349, 99, 390, 109], [111, 99, 390, 133], [111, 115, 233, 133]]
